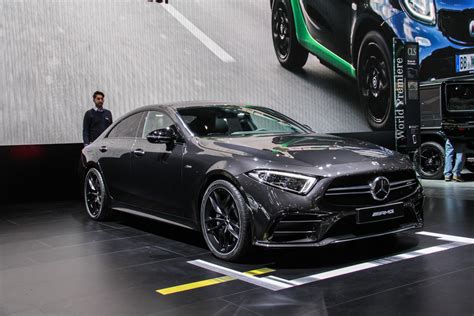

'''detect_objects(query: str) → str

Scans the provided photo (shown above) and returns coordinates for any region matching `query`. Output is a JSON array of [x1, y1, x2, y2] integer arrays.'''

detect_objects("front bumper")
[[255, 224, 422, 248], [237, 174, 424, 248], [386, 12, 474, 82]]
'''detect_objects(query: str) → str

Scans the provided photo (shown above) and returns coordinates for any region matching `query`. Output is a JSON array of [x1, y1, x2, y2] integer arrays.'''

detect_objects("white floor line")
[[292, 242, 465, 286], [163, 5, 235, 63], [189, 231, 473, 291], [416, 231, 474, 244], [188, 259, 292, 291]]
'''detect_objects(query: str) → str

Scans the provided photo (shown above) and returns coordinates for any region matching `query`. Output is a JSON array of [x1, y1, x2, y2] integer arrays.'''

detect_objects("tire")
[[83, 168, 113, 220], [272, 0, 308, 70], [357, 31, 393, 131], [200, 180, 253, 261], [465, 162, 474, 173], [414, 141, 445, 179]]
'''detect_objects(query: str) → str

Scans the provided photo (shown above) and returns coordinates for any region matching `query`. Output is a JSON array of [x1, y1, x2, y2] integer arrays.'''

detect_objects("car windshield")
[[177, 106, 309, 137]]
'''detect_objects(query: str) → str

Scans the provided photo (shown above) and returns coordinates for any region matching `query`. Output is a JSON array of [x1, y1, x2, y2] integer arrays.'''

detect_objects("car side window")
[[140, 111, 174, 138], [107, 112, 143, 139]]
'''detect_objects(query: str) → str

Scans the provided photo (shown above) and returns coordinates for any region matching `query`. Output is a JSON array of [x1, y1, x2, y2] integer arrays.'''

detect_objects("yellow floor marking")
[[156, 267, 274, 295]]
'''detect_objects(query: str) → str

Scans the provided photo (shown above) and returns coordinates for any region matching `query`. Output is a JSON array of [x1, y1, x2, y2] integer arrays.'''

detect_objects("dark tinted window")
[[108, 112, 143, 138], [446, 83, 474, 111], [177, 106, 307, 137], [420, 85, 441, 127]]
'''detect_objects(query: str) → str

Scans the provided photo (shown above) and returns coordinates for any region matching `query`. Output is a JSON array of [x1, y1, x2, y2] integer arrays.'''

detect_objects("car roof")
[[132, 101, 254, 113]]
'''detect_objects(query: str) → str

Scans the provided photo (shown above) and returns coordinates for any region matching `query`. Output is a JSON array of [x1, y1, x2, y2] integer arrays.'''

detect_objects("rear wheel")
[[200, 180, 252, 261], [272, 0, 308, 70], [84, 168, 113, 220], [357, 31, 393, 130], [414, 141, 445, 179]]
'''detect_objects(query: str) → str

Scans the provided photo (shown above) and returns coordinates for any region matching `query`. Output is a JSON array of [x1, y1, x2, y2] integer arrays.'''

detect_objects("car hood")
[[197, 134, 412, 174]]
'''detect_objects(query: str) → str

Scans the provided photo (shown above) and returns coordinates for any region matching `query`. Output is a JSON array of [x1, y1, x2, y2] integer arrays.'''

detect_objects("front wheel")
[[200, 180, 253, 261], [357, 31, 393, 130], [414, 141, 445, 179], [272, 0, 308, 70], [84, 168, 113, 220]]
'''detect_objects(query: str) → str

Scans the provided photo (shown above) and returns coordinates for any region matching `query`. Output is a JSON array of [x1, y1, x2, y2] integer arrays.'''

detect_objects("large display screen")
[[2, 0, 472, 145], [0, 0, 369, 145]]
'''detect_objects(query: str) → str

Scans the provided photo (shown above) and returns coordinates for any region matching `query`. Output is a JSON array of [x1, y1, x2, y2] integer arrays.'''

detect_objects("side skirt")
[[110, 203, 198, 231]]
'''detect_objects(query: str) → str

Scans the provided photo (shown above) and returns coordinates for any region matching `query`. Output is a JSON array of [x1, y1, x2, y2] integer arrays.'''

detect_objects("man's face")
[[94, 95, 104, 108]]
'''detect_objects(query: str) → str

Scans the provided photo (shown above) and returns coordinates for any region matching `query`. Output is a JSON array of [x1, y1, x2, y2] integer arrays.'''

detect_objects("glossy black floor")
[[1, 177, 473, 316]]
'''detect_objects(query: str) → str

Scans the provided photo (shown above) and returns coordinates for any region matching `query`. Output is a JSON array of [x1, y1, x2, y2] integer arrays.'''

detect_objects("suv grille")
[[438, 9, 474, 45]]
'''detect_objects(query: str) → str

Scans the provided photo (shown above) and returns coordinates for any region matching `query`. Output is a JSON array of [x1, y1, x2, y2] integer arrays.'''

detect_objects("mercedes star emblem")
[[370, 176, 390, 201]]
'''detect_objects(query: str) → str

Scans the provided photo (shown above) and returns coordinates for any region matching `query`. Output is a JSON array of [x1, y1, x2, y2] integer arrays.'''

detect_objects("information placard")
[[393, 39, 420, 152]]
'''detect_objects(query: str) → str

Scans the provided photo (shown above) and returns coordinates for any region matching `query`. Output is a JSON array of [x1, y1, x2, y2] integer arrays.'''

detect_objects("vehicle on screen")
[[80, 102, 424, 261], [417, 79, 474, 179], [271, 0, 474, 130]]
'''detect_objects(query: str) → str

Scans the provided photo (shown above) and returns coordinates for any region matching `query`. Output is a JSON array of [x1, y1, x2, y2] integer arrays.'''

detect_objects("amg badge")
[[372, 209, 395, 217]]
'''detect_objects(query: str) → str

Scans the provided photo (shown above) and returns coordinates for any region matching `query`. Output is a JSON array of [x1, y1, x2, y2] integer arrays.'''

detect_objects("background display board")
[[1, 0, 371, 146]]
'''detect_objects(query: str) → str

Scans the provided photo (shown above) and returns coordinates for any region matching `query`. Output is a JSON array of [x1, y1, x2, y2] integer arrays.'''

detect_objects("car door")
[[129, 110, 185, 219], [302, 0, 353, 62], [98, 112, 144, 202]]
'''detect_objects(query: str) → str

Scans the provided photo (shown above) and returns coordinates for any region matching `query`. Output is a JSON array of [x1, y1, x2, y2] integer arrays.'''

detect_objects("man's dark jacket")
[[83, 108, 113, 145]]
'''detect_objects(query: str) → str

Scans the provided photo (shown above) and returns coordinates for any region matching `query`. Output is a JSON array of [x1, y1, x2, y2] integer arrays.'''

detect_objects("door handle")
[[99, 146, 108, 153], [133, 149, 145, 156]]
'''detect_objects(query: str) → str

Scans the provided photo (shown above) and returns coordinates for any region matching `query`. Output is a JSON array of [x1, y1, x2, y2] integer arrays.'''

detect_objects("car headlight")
[[403, 0, 436, 24], [247, 170, 317, 194]]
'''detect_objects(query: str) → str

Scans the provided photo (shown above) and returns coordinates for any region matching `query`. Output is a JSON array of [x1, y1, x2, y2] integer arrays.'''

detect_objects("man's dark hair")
[[93, 91, 104, 99]]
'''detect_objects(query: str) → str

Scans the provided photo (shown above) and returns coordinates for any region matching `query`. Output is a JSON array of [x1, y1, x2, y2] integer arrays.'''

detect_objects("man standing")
[[83, 91, 113, 146], [444, 138, 465, 182]]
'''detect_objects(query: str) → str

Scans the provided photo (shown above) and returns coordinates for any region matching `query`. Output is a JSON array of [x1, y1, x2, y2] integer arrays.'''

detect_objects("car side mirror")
[[147, 128, 176, 144]]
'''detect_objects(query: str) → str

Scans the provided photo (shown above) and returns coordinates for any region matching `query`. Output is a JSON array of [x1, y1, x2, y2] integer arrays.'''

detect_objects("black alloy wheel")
[[272, 0, 308, 69], [201, 180, 252, 261], [358, 31, 393, 130], [84, 168, 112, 220], [414, 141, 445, 179]]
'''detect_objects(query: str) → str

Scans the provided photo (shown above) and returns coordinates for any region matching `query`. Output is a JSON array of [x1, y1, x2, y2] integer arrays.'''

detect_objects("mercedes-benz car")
[[271, 0, 474, 130], [80, 102, 424, 261]]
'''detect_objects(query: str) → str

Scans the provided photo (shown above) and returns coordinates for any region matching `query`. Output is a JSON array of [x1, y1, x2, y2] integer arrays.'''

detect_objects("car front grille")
[[438, 9, 474, 45], [323, 171, 419, 208]]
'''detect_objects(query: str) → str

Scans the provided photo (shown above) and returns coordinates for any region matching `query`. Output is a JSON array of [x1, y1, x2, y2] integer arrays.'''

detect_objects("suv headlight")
[[247, 170, 317, 194], [403, 0, 436, 25]]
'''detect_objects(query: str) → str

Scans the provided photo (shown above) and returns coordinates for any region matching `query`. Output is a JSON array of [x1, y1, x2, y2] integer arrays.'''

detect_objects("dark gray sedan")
[[80, 102, 424, 261]]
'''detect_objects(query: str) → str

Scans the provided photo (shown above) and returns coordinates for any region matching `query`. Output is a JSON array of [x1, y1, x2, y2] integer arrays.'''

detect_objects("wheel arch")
[[194, 170, 251, 230], [420, 130, 447, 146], [80, 159, 102, 181], [196, 170, 242, 216], [80, 159, 113, 201], [352, 14, 396, 72]]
